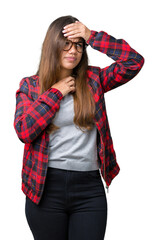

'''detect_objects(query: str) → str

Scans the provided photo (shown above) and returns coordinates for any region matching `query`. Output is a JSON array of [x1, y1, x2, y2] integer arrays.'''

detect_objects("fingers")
[[62, 23, 78, 34], [65, 76, 76, 83], [62, 21, 84, 39], [63, 30, 82, 38], [67, 76, 75, 81], [67, 77, 76, 92], [63, 21, 80, 31], [62, 21, 90, 42]]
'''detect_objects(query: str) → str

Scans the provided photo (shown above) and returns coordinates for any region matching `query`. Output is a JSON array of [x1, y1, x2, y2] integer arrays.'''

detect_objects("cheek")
[[59, 52, 65, 65], [76, 54, 82, 65]]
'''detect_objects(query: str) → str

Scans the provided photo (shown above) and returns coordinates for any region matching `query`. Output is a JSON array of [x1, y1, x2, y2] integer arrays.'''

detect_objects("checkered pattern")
[[14, 30, 144, 204]]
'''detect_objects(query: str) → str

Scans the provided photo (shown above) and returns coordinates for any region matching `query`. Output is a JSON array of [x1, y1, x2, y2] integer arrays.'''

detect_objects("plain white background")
[[1, 0, 157, 239]]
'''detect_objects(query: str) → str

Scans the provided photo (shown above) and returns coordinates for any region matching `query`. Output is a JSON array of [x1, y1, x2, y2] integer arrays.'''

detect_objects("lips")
[[65, 57, 76, 62]]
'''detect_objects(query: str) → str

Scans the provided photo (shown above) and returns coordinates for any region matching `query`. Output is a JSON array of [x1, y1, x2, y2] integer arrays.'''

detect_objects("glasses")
[[63, 40, 88, 53]]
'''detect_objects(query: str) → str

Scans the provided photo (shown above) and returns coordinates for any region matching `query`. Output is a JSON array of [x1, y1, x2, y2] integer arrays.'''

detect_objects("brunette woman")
[[14, 15, 144, 240]]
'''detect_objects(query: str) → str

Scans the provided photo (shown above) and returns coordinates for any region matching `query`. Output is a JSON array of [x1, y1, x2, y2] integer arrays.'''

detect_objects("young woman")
[[14, 15, 144, 240]]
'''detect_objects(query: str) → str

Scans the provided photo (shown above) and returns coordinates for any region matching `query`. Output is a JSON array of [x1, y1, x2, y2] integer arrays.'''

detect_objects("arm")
[[14, 77, 63, 143], [86, 30, 145, 93], [62, 21, 144, 93]]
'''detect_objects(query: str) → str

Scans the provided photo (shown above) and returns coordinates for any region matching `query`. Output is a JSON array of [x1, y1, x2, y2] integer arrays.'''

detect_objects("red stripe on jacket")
[[14, 30, 144, 204]]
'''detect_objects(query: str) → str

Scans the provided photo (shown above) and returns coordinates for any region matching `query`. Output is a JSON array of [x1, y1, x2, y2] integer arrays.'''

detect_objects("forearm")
[[87, 30, 145, 92], [87, 30, 144, 64], [14, 78, 63, 143]]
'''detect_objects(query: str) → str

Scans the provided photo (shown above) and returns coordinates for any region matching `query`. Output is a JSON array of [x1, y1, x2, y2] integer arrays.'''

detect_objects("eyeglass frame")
[[63, 39, 88, 53]]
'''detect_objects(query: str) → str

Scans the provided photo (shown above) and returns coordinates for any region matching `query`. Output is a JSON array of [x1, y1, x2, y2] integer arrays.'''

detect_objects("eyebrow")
[[69, 40, 84, 43], [68, 37, 83, 43]]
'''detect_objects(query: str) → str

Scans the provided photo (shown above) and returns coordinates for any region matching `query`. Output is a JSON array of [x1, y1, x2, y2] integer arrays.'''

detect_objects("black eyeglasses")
[[63, 40, 88, 53]]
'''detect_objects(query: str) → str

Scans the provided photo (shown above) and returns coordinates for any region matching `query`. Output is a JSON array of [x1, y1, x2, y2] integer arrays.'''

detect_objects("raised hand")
[[62, 21, 91, 42]]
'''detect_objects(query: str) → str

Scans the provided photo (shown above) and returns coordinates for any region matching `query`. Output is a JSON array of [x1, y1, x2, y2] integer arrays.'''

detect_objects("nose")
[[69, 43, 77, 54]]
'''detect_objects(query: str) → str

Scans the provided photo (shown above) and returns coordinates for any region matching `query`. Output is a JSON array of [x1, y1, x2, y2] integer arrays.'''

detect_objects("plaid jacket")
[[14, 30, 144, 204]]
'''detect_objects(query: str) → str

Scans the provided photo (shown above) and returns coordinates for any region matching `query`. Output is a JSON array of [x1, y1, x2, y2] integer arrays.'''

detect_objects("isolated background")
[[1, 0, 157, 239]]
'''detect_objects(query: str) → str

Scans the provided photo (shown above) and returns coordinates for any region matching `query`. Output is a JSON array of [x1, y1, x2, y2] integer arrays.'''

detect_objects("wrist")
[[84, 29, 91, 42]]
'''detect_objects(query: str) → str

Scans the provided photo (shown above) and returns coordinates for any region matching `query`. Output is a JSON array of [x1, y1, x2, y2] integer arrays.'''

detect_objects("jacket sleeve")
[[13, 77, 63, 143], [86, 30, 145, 93]]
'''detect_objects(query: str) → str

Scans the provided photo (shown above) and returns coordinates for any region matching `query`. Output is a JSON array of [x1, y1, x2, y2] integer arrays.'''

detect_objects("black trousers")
[[25, 167, 107, 240]]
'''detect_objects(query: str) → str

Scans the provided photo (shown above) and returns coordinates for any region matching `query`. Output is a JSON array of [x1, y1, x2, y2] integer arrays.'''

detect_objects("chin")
[[63, 63, 78, 70]]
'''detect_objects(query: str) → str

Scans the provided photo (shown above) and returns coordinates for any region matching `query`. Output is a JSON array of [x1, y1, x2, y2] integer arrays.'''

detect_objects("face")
[[59, 37, 83, 72]]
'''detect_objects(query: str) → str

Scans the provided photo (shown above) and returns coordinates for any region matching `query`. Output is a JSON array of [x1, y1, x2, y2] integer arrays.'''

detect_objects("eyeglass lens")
[[63, 40, 84, 53]]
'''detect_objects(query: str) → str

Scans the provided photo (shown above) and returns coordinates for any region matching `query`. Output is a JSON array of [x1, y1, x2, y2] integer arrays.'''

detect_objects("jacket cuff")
[[38, 87, 63, 107], [50, 87, 63, 99]]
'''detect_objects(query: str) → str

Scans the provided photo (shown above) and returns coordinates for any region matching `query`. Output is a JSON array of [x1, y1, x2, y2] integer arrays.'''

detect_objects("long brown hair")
[[36, 15, 96, 134]]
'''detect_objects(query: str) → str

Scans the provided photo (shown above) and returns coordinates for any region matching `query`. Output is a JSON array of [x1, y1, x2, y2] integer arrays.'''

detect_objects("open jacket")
[[14, 30, 144, 204]]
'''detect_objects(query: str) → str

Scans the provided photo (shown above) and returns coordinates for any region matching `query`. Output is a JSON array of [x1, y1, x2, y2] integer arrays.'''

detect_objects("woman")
[[14, 15, 144, 240]]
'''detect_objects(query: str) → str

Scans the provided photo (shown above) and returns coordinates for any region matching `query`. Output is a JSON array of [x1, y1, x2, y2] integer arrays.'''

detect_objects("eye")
[[63, 40, 71, 50], [65, 40, 70, 45], [77, 42, 83, 48]]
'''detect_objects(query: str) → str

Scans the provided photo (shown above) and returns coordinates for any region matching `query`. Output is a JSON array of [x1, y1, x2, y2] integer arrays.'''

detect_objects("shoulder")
[[19, 74, 39, 88], [18, 74, 39, 99]]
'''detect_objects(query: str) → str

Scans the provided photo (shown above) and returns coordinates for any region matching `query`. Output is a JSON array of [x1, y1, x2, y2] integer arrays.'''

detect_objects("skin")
[[59, 37, 83, 80], [62, 21, 91, 42], [51, 21, 91, 97]]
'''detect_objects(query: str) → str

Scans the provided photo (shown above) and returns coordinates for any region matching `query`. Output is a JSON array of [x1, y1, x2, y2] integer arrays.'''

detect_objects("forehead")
[[67, 37, 83, 42]]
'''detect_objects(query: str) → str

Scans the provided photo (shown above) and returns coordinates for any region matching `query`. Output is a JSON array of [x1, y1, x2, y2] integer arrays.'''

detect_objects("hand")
[[51, 76, 76, 97], [62, 21, 91, 42]]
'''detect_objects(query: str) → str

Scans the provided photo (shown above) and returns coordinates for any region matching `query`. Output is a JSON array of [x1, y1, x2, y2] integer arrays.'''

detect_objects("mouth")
[[65, 57, 77, 62]]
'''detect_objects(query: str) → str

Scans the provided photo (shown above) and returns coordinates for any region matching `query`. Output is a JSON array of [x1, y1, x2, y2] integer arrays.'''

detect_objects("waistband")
[[47, 166, 100, 175]]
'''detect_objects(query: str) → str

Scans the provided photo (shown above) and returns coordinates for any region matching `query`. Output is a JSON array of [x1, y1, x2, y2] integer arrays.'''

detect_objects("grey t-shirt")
[[48, 93, 100, 171]]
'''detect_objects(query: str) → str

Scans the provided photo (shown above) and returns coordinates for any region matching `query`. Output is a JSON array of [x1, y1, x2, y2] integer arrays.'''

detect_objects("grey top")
[[48, 93, 100, 171]]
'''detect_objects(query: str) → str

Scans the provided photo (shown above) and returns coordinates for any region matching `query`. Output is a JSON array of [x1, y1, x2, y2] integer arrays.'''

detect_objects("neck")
[[58, 68, 73, 80]]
